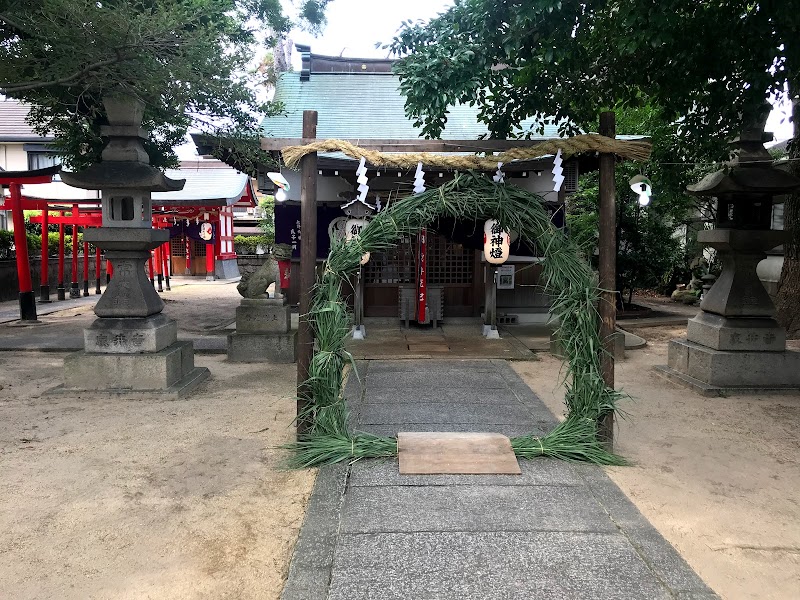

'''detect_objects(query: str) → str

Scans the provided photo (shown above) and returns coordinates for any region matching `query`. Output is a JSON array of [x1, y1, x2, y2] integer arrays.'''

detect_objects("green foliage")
[[233, 234, 274, 254], [0, 230, 13, 259], [284, 173, 625, 468], [0, 0, 328, 169], [258, 195, 276, 238], [389, 1, 796, 156]]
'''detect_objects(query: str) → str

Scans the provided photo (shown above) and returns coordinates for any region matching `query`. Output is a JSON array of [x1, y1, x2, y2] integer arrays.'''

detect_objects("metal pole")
[[598, 111, 617, 448], [296, 110, 318, 437]]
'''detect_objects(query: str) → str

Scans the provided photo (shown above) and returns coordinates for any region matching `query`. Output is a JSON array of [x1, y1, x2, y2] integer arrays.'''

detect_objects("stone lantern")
[[659, 116, 800, 392], [58, 93, 209, 395]]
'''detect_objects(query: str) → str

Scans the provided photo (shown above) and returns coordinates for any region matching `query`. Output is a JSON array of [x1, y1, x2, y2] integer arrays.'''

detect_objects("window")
[[27, 152, 60, 170]]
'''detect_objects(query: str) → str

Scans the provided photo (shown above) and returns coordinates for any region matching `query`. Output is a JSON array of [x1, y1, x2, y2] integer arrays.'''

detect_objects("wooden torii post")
[[0, 165, 61, 321], [262, 118, 623, 447]]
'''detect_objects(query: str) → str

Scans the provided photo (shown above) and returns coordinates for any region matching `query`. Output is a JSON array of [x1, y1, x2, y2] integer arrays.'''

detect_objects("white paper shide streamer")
[[357, 157, 370, 201], [413, 161, 426, 194], [492, 162, 505, 184], [552, 149, 564, 193]]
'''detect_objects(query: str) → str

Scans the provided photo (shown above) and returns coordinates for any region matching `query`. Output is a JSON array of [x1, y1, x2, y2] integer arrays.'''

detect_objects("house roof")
[[261, 71, 559, 140], [153, 160, 255, 207], [21, 159, 255, 207], [0, 99, 54, 142]]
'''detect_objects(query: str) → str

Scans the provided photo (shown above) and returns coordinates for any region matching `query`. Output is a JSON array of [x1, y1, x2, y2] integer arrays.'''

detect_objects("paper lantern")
[[199, 222, 213, 241], [483, 219, 510, 265], [345, 217, 370, 265]]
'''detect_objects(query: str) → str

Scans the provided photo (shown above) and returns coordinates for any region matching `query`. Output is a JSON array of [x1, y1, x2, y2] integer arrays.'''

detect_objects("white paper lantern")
[[345, 217, 370, 265], [483, 219, 510, 265]]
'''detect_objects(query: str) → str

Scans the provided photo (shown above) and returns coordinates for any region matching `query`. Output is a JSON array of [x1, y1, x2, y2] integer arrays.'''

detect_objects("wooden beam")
[[261, 137, 554, 153], [296, 111, 318, 438], [598, 111, 617, 449]]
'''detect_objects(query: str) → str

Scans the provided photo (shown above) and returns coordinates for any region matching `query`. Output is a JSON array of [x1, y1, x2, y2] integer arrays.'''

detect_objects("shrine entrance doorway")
[[362, 230, 481, 318]]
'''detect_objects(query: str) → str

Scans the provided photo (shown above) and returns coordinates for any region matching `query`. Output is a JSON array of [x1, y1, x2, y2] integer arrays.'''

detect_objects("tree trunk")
[[775, 93, 800, 338]]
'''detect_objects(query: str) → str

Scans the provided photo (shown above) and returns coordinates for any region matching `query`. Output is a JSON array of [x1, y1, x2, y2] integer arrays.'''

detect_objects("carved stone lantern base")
[[656, 230, 800, 394], [56, 228, 210, 397]]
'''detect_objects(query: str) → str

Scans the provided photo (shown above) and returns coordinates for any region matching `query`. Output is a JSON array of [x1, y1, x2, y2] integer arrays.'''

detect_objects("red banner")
[[278, 260, 291, 289], [417, 227, 427, 323]]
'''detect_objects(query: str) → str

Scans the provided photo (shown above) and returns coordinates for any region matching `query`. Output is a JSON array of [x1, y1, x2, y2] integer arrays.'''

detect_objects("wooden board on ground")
[[398, 432, 521, 475]]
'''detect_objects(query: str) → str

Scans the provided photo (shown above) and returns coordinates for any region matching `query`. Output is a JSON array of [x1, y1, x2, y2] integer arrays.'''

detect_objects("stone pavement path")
[[282, 359, 718, 600]]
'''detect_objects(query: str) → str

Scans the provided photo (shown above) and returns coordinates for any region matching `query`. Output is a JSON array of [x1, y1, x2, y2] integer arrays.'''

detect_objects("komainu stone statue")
[[237, 257, 278, 298], [236, 243, 292, 298]]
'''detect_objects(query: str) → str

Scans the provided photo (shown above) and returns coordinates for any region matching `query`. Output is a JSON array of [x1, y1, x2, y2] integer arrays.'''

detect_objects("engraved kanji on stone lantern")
[[659, 113, 800, 392]]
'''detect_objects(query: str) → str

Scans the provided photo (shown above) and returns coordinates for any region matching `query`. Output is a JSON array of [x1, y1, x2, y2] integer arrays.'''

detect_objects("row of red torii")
[[0, 166, 234, 321]]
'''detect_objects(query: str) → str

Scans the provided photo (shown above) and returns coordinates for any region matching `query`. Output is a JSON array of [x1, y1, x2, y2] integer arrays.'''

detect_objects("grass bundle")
[[511, 418, 627, 465], [284, 433, 399, 469], [289, 171, 626, 468]]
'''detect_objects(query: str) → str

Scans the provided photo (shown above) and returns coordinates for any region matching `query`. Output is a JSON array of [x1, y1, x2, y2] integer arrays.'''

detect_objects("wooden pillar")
[[148, 252, 155, 286], [39, 208, 50, 303], [95, 246, 102, 294], [70, 209, 79, 299], [162, 241, 171, 291], [106, 259, 113, 283], [82, 240, 90, 296], [205, 242, 215, 281], [57, 222, 66, 300], [598, 111, 617, 448], [155, 243, 164, 291], [296, 110, 318, 437], [9, 183, 37, 320]]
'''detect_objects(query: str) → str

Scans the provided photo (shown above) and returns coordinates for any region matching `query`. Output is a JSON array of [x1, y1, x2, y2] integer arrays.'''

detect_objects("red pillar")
[[154, 243, 163, 292], [95, 246, 102, 294], [39, 208, 50, 302], [9, 183, 36, 320], [57, 221, 66, 300], [161, 241, 171, 291], [106, 259, 113, 283], [82, 240, 90, 296], [205, 242, 215, 281], [148, 252, 155, 286], [70, 216, 79, 299]]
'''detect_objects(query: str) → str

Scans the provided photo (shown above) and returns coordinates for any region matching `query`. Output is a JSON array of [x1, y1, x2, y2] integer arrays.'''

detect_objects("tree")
[[0, 0, 331, 172], [389, 0, 800, 334]]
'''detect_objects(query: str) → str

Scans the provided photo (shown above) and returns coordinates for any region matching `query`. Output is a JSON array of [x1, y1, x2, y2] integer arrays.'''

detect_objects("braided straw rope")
[[281, 134, 651, 170]]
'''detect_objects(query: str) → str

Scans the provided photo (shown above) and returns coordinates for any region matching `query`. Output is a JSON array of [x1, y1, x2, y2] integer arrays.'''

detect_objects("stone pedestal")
[[227, 298, 296, 363], [54, 230, 209, 397], [657, 228, 800, 395]]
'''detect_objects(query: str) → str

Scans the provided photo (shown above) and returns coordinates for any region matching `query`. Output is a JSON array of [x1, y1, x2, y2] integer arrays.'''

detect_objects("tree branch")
[[1, 53, 134, 93]]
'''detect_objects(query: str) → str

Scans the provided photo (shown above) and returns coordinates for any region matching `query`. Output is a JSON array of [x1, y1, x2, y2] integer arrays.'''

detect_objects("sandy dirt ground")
[[0, 332, 314, 598], [513, 326, 800, 600]]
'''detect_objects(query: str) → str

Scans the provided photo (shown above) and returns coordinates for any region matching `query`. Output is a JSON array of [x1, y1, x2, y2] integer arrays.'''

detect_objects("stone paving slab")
[[282, 358, 718, 600], [358, 402, 541, 425], [363, 387, 532, 405], [327, 531, 676, 600], [365, 370, 510, 390], [340, 485, 618, 534], [348, 458, 583, 488], [358, 423, 547, 438]]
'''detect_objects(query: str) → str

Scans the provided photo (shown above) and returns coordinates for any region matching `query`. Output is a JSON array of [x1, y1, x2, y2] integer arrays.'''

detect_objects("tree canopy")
[[0, 0, 331, 170], [390, 0, 794, 150]]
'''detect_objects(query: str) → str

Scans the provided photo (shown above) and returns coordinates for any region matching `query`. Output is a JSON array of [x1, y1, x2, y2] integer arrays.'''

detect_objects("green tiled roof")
[[260, 72, 561, 140]]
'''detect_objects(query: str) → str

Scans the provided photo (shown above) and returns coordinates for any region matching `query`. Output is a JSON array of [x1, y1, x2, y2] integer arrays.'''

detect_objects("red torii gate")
[[0, 165, 61, 320]]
